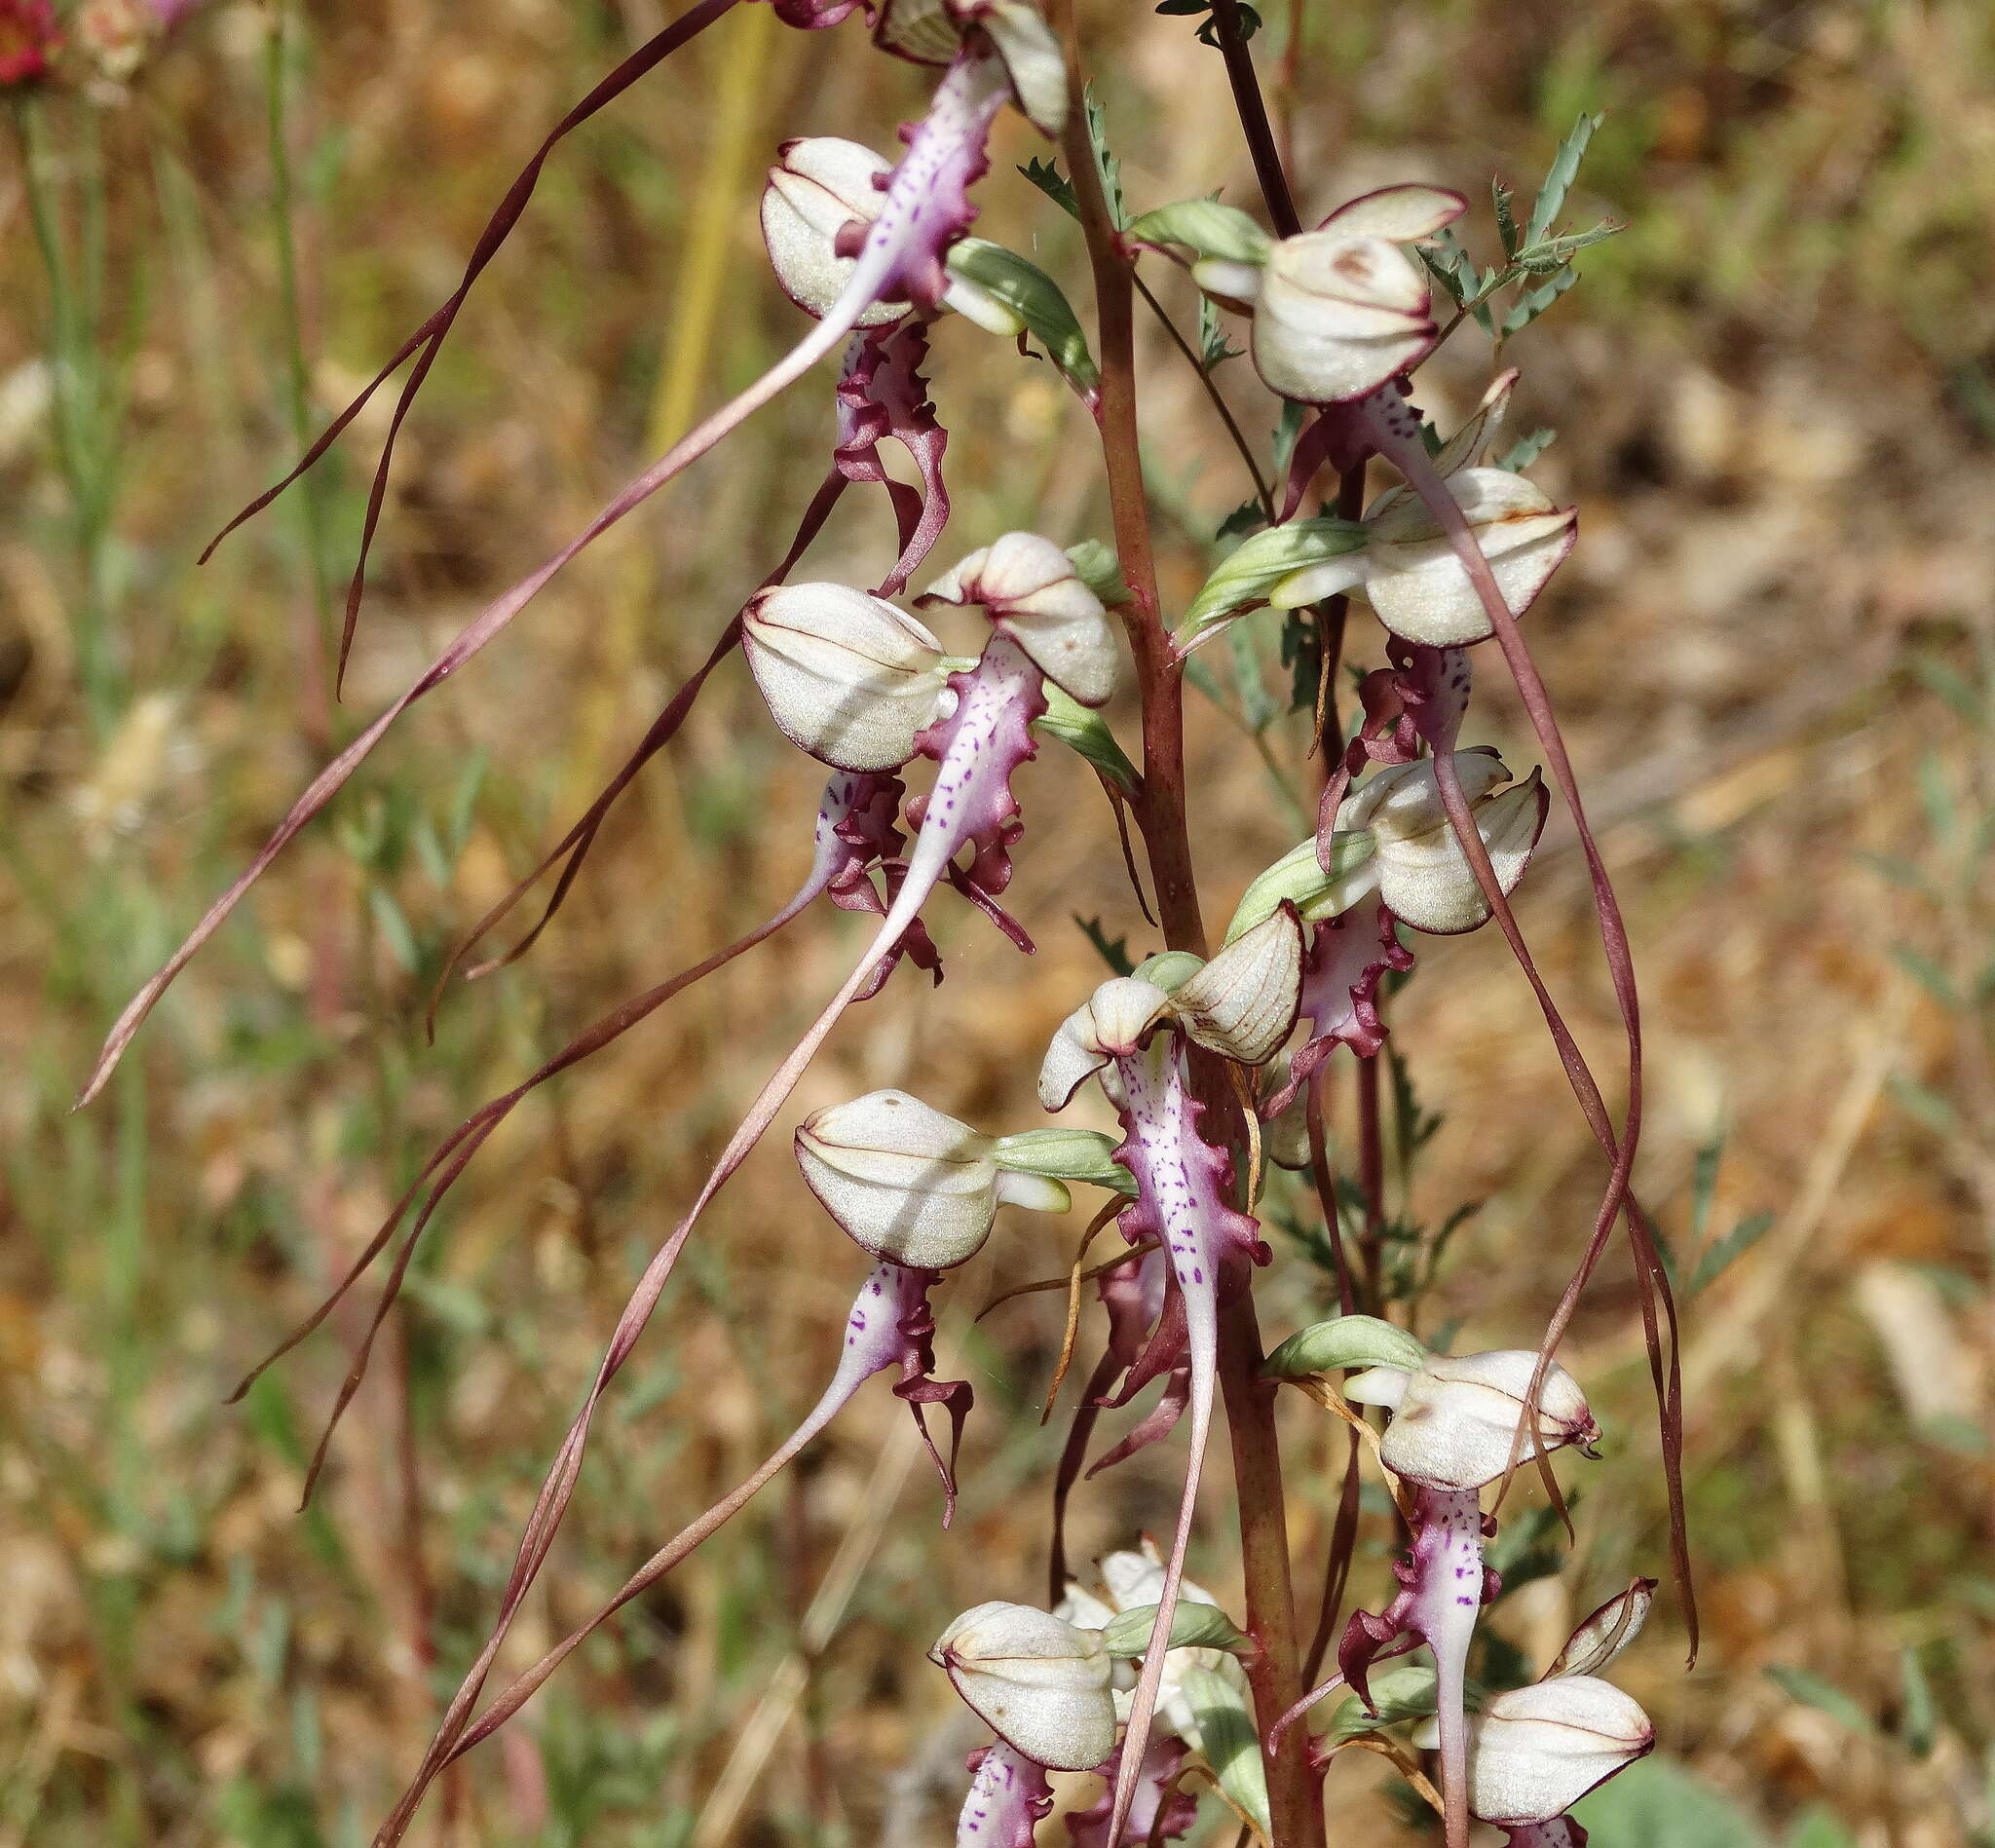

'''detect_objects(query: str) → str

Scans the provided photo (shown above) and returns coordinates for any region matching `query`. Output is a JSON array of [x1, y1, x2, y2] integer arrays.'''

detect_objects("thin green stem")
[[1131, 271, 1274, 518]]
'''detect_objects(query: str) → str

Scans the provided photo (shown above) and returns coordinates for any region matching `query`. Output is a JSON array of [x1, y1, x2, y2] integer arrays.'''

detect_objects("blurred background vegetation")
[[3, 1, 1993, 1843]]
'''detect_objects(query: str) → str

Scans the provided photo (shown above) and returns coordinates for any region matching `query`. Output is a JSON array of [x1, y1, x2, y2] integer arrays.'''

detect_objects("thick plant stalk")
[[1046, 8, 1318, 1843]]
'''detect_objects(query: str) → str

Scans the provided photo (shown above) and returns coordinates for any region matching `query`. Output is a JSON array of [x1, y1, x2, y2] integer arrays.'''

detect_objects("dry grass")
[[2, 2, 1992, 1844]]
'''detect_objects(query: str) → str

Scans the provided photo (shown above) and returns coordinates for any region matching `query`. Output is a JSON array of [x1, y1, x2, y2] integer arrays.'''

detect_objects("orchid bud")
[[930, 1602, 1117, 1771], [796, 1089, 1067, 1270], [921, 533, 1117, 707], [1548, 1579, 1655, 1679], [1245, 187, 1465, 404], [762, 139, 912, 327], [1345, 1347, 1599, 1492], [1465, 1677, 1654, 1826], [742, 583, 950, 772], [1339, 752, 1549, 936]]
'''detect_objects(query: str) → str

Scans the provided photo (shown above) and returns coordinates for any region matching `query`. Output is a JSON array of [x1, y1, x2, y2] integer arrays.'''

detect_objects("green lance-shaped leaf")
[[1263, 1313, 1429, 1379], [1175, 518, 1367, 650], [1127, 198, 1272, 265], [1102, 1601, 1253, 1658], [1035, 685, 1140, 797], [946, 238, 1100, 391], [1178, 1667, 1272, 1839], [992, 1127, 1135, 1195], [1524, 112, 1603, 246]]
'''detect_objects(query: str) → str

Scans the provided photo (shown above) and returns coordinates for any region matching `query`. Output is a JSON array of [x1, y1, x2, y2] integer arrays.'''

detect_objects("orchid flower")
[[80, 26, 1062, 1109], [797, 1087, 1070, 1270], [1267, 461, 1577, 651], [1465, 1677, 1654, 1835], [764, 133, 1028, 335], [1263, 374, 1574, 649], [1229, 748, 1548, 1118], [1036, 907, 1304, 1843], [1189, 186, 1466, 405], [1265, 1317, 1600, 1848], [1412, 1580, 1657, 1845], [743, 583, 954, 772]]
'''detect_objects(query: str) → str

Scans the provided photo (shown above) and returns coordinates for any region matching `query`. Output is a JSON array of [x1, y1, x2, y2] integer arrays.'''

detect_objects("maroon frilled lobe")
[[836, 321, 952, 597], [1264, 905, 1413, 1114], [1066, 1734, 1197, 1847]]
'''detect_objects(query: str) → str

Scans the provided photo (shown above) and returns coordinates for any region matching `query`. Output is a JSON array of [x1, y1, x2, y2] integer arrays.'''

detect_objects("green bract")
[[1225, 832, 1379, 940], [1127, 198, 1273, 266], [1035, 685, 1140, 797], [945, 238, 1099, 390], [1102, 1601, 1253, 1658], [991, 1126, 1134, 1194], [1175, 517, 1368, 649], [1180, 1667, 1272, 1838], [1263, 1313, 1429, 1378]]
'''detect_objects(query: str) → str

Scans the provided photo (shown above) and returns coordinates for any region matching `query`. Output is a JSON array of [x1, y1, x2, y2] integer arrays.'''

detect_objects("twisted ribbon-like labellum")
[[1036, 907, 1301, 1846], [225, 770, 915, 1499], [1336, 1485, 1490, 1848], [376, 1262, 965, 1843], [79, 39, 1031, 1110]]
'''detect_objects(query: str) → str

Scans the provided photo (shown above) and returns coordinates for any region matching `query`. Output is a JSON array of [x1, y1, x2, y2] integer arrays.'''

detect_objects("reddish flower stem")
[[1050, 9, 1316, 1842], [1206, 0, 1301, 238]]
